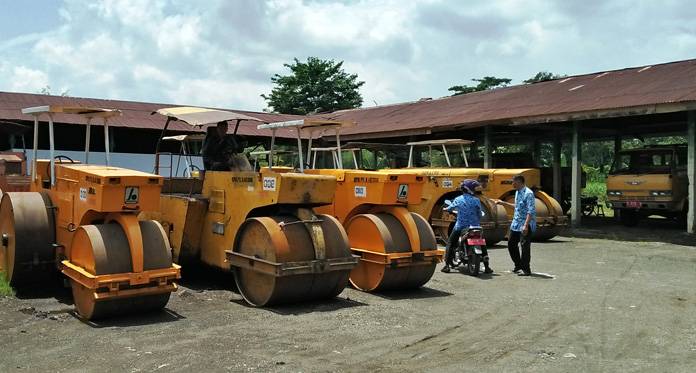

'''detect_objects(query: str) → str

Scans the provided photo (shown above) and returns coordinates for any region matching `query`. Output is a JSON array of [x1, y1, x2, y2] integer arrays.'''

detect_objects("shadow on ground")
[[558, 215, 696, 246]]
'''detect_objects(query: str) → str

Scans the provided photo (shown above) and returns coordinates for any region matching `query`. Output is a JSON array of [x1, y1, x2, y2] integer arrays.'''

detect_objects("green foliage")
[[523, 71, 567, 83], [261, 57, 365, 115], [582, 164, 607, 183], [0, 271, 15, 296], [448, 76, 512, 96], [38, 85, 70, 97], [583, 180, 608, 204]]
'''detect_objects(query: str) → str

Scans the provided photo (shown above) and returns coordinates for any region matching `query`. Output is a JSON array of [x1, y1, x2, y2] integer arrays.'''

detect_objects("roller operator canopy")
[[258, 119, 356, 132], [155, 107, 264, 127], [21, 105, 121, 118]]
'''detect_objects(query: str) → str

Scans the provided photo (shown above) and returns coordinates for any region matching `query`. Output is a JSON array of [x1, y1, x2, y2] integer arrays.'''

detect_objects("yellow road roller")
[[0, 106, 180, 320], [141, 108, 359, 307], [340, 139, 567, 243], [267, 120, 443, 292]]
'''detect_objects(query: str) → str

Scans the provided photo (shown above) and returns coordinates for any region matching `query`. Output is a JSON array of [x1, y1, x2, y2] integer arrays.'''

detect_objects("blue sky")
[[1, 0, 695, 112]]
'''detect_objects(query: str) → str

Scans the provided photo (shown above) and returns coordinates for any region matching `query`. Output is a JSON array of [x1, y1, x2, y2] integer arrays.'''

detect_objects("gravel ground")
[[1, 216, 695, 372]]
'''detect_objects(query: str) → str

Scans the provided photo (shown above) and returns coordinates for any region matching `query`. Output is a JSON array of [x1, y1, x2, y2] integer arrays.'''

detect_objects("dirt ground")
[[1, 216, 696, 373]]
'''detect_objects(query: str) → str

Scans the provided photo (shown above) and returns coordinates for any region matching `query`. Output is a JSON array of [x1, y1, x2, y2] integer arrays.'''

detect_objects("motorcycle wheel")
[[467, 246, 480, 277]]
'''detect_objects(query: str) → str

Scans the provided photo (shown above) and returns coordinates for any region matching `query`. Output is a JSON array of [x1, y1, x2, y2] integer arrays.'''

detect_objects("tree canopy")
[[448, 76, 512, 96], [523, 71, 568, 84], [261, 57, 365, 115]]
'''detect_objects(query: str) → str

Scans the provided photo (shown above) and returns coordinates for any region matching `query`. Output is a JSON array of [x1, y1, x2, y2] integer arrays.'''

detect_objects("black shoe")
[[484, 267, 494, 274], [517, 270, 531, 276], [511, 267, 522, 274], [441, 265, 451, 273]]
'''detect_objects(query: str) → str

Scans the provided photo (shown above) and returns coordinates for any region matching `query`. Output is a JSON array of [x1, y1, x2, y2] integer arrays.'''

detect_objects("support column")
[[484, 125, 492, 169], [571, 121, 582, 227], [688, 111, 695, 233], [553, 132, 562, 203]]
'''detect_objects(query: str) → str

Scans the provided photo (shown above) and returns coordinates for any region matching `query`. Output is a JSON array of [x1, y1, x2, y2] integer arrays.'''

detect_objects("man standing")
[[494, 174, 536, 276]]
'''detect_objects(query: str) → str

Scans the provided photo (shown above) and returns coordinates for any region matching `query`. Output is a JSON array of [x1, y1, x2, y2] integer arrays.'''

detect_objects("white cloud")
[[10, 66, 49, 93], [0, 0, 694, 112], [168, 78, 269, 111]]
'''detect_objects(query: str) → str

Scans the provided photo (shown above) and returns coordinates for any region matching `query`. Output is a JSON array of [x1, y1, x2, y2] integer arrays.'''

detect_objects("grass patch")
[[0, 271, 15, 296], [583, 181, 607, 204]]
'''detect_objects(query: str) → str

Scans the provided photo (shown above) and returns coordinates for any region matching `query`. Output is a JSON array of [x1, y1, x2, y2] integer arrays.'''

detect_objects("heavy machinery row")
[[0, 105, 566, 320]]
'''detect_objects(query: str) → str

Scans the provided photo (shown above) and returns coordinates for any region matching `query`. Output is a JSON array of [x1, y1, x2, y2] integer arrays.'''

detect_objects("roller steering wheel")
[[294, 162, 312, 171], [45, 155, 75, 187]]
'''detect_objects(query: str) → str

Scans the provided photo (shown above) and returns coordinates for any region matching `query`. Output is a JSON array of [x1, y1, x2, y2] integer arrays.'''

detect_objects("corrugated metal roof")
[[313, 59, 696, 138], [0, 92, 303, 138], [1, 59, 695, 141]]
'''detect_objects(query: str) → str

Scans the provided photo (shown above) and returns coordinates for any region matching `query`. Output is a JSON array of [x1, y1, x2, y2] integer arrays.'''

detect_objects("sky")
[[1, 0, 695, 113]]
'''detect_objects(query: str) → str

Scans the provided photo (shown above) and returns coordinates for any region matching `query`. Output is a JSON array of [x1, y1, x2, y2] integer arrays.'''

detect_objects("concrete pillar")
[[484, 125, 492, 169], [571, 121, 582, 227], [688, 111, 695, 233], [553, 132, 562, 203]]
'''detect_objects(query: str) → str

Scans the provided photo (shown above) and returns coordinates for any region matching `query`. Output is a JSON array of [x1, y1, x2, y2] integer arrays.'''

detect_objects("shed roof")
[[1, 59, 695, 141], [0, 92, 302, 137], [313, 59, 696, 139]]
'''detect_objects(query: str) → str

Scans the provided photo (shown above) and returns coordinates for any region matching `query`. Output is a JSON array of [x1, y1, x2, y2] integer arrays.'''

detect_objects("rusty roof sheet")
[[1, 59, 696, 140], [313, 59, 696, 138], [0, 92, 302, 138]]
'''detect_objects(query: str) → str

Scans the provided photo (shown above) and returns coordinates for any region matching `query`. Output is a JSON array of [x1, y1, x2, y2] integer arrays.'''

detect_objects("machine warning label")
[[124, 186, 139, 204], [231, 176, 254, 183], [443, 180, 453, 188], [263, 177, 277, 191], [397, 184, 409, 199], [354, 186, 367, 197], [353, 177, 379, 183], [85, 175, 101, 184], [79, 188, 87, 201]]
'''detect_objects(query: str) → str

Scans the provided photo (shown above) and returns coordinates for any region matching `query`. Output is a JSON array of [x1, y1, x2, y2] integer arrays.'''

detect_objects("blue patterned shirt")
[[510, 186, 537, 232], [446, 193, 483, 231]]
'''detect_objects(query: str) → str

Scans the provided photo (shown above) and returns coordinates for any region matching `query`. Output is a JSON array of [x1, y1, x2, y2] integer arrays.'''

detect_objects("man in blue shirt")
[[494, 174, 536, 276], [442, 179, 493, 274]]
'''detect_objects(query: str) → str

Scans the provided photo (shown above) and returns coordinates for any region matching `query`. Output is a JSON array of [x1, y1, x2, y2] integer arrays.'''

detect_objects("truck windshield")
[[609, 150, 674, 174]]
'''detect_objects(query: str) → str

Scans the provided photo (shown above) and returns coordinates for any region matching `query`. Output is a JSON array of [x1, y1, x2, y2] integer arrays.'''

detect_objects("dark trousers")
[[508, 230, 532, 271], [445, 228, 463, 267]]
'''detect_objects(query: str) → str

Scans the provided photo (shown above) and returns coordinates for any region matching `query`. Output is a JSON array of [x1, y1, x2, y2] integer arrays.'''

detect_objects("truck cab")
[[606, 145, 688, 226]]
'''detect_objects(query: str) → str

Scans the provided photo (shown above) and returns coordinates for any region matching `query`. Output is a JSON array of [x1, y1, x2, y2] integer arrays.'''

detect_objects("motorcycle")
[[454, 225, 487, 276], [444, 199, 488, 276]]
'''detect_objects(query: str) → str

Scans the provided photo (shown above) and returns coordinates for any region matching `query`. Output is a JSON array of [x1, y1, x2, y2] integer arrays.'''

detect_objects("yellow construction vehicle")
[[0, 106, 180, 320], [338, 139, 567, 243], [606, 145, 688, 226], [266, 120, 443, 292], [141, 108, 358, 307]]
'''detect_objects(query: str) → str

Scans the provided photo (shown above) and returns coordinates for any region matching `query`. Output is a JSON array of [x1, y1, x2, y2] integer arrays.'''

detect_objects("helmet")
[[460, 179, 480, 195]]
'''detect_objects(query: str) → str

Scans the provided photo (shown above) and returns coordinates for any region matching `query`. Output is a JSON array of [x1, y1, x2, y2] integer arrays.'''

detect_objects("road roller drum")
[[230, 211, 353, 306], [344, 207, 440, 292], [0, 192, 55, 290]]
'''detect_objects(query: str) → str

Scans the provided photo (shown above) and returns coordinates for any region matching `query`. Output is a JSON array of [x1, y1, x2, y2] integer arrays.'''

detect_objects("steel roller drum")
[[0, 192, 55, 289], [232, 212, 352, 306], [69, 220, 173, 320]]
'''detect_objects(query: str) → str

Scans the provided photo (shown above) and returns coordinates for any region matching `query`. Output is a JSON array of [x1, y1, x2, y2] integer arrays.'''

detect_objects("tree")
[[448, 76, 512, 96], [261, 57, 365, 115], [38, 85, 70, 97], [523, 71, 567, 84]]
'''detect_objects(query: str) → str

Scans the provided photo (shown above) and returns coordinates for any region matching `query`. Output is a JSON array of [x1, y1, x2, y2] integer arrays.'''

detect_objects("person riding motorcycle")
[[441, 179, 493, 274]]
